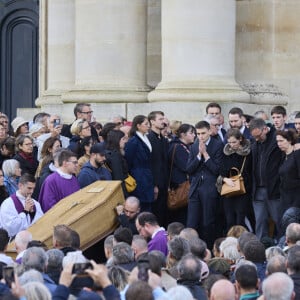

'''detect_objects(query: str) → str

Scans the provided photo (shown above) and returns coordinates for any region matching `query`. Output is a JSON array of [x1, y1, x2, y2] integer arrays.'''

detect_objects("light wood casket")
[[7, 180, 125, 256]]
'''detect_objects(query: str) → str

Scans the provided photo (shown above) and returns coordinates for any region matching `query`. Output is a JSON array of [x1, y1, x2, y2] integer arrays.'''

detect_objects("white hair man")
[[15, 230, 33, 264], [262, 272, 295, 300]]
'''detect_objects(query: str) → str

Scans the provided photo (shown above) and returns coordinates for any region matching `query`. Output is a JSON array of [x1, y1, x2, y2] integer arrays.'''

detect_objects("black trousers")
[[187, 182, 219, 249]]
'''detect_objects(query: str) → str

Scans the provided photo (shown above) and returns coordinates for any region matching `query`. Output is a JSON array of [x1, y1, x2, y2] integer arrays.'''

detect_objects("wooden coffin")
[[7, 180, 125, 257]]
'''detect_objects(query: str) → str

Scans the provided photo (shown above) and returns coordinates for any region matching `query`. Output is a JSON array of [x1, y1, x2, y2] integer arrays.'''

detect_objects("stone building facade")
[[20, 0, 300, 123]]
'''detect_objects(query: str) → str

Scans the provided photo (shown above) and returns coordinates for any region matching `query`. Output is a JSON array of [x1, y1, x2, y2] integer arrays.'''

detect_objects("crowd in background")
[[0, 102, 299, 299]]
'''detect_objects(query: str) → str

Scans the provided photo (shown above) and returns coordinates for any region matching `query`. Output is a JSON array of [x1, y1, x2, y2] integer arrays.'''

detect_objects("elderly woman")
[[68, 118, 92, 158], [14, 134, 39, 176], [2, 159, 21, 195]]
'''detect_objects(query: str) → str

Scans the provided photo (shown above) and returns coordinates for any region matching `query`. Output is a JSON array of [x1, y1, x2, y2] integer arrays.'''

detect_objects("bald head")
[[210, 279, 236, 300], [15, 231, 33, 253], [126, 196, 140, 207], [124, 196, 140, 220]]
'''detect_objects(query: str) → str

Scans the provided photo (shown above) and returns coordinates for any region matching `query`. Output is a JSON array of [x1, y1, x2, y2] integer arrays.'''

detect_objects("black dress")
[[105, 149, 128, 197], [279, 149, 300, 214]]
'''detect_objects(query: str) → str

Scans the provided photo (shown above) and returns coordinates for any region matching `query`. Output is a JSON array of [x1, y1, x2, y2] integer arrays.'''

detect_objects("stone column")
[[62, 0, 149, 103], [148, 0, 249, 102], [36, 0, 75, 106], [236, 0, 294, 109]]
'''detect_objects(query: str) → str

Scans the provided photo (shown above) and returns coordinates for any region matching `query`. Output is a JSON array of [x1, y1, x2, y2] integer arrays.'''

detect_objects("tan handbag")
[[125, 175, 137, 193], [168, 180, 190, 210], [221, 157, 246, 198]]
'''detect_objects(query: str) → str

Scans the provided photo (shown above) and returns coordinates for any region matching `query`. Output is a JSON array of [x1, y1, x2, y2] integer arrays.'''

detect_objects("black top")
[[278, 149, 300, 210], [13, 152, 39, 176], [147, 130, 169, 188]]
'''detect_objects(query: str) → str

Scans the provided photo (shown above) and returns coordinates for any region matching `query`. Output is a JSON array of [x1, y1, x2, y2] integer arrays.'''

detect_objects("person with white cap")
[[11, 117, 29, 137]]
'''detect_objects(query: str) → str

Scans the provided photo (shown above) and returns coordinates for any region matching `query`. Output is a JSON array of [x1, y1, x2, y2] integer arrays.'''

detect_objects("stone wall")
[[18, 0, 300, 124]]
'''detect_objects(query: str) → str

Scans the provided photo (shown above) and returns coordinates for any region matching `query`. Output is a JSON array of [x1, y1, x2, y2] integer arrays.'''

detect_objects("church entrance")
[[0, 0, 39, 120]]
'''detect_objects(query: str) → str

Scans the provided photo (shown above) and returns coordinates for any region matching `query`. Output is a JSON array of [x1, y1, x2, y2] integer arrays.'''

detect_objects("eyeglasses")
[[82, 125, 91, 130], [23, 143, 33, 146], [68, 160, 78, 165], [81, 111, 93, 114]]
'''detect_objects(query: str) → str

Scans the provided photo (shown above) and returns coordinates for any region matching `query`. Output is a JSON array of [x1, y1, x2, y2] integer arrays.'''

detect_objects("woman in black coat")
[[105, 129, 129, 196], [217, 128, 252, 231], [168, 124, 195, 224], [276, 129, 300, 214], [13, 134, 39, 176]]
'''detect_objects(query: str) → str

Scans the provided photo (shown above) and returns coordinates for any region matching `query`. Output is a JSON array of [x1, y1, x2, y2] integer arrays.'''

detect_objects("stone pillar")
[[148, 0, 249, 102], [62, 0, 149, 103], [236, 0, 295, 110], [36, 0, 75, 106]]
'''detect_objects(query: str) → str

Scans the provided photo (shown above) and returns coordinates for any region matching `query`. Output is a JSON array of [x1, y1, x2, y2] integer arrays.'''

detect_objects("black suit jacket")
[[147, 130, 169, 188], [186, 137, 224, 197], [251, 126, 284, 199]]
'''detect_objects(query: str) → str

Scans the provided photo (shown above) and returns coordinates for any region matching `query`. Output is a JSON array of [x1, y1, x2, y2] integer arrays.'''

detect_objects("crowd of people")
[[0, 102, 299, 299]]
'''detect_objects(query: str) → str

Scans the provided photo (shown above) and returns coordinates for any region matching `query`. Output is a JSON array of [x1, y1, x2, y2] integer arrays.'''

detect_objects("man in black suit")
[[228, 107, 253, 142], [147, 111, 169, 227], [249, 118, 284, 240], [186, 120, 224, 249]]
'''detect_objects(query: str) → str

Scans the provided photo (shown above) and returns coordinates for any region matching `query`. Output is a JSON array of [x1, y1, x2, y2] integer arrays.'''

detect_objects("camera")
[[72, 262, 93, 276]]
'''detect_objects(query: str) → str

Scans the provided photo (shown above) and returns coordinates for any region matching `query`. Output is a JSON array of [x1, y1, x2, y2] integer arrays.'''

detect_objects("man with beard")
[[228, 107, 253, 141], [77, 143, 111, 188]]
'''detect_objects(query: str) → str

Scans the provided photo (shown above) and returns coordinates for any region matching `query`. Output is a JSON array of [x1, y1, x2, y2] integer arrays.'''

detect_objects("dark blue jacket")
[[187, 137, 224, 197], [125, 134, 154, 203], [77, 161, 112, 188], [68, 135, 81, 158]]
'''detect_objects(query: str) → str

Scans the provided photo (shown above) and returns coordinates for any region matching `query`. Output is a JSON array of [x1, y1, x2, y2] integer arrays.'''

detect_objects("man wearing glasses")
[[38, 149, 80, 213], [249, 118, 284, 240], [61, 103, 98, 140]]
